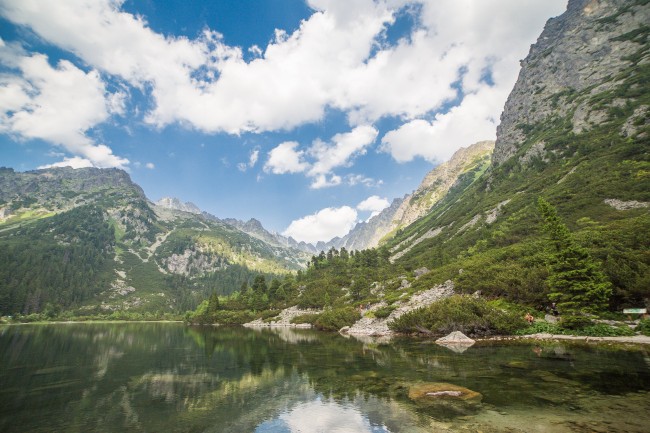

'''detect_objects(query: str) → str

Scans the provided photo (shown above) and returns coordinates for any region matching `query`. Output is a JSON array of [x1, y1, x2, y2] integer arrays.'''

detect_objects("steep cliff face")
[[493, 0, 649, 165], [331, 141, 494, 251]]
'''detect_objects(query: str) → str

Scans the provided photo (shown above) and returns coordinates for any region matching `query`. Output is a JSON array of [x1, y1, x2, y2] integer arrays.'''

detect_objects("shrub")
[[636, 319, 650, 336], [516, 321, 561, 335], [559, 315, 593, 330], [374, 305, 396, 319], [313, 307, 361, 331], [388, 295, 527, 337], [212, 310, 255, 325], [258, 309, 281, 320], [290, 313, 320, 325], [579, 323, 635, 337]]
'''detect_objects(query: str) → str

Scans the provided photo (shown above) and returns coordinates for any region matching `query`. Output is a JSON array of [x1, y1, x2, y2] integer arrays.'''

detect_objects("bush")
[[314, 307, 361, 331], [579, 323, 635, 337], [290, 313, 321, 325], [559, 315, 593, 330], [388, 295, 527, 337], [516, 321, 561, 335], [212, 310, 255, 325], [258, 309, 281, 320], [373, 305, 396, 319], [636, 319, 650, 336]]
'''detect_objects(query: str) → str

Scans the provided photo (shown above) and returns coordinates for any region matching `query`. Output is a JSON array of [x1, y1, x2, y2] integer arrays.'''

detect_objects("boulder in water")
[[409, 382, 482, 402], [436, 331, 475, 345]]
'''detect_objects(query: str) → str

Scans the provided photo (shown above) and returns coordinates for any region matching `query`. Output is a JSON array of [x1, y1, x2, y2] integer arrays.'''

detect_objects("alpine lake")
[[1, 323, 649, 433]]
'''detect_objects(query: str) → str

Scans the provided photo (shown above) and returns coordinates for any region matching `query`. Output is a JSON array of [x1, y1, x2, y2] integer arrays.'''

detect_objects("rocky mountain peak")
[[493, 0, 649, 165], [155, 197, 202, 214], [328, 140, 494, 251], [0, 166, 145, 205]]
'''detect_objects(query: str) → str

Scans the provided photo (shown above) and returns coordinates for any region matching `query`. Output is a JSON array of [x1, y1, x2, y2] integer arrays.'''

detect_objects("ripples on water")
[[0, 323, 649, 432]]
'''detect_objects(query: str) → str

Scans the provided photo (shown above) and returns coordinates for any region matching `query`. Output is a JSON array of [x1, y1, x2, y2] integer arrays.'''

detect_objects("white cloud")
[[265, 125, 377, 188], [264, 141, 309, 174], [0, 0, 566, 171], [305, 125, 377, 188], [381, 86, 501, 162], [145, 162, 155, 169], [238, 148, 260, 172], [357, 194, 390, 220], [308, 125, 377, 176], [346, 174, 382, 187], [0, 47, 128, 168], [282, 206, 358, 244], [357, 195, 390, 213], [38, 156, 93, 169], [310, 173, 342, 189]]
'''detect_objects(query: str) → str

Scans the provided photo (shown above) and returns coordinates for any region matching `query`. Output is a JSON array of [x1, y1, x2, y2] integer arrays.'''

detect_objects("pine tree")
[[537, 197, 612, 314]]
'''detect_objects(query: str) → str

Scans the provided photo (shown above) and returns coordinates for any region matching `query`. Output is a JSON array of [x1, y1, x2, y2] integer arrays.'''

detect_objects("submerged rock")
[[409, 382, 482, 402]]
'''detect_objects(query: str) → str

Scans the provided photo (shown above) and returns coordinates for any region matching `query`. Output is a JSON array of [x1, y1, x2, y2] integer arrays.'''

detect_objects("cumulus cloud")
[[358, 195, 389, 212], [381, 85, 502, 162], [265, 125, 377, 188], [0, 0, 566, 175], [38, 156, 93, 169], [0, 0, 565, 137], [282, 206, 358, 244], [0, 46, 128, 168], [145, 162, 155, 169], [307, 125, 378, 176], [357, 194, 390, 220], [264, 141, 309, 174]]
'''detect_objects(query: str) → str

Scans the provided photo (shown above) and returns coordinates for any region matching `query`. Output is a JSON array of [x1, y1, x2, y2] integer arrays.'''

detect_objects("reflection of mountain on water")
[[2, 324, 650, 433]]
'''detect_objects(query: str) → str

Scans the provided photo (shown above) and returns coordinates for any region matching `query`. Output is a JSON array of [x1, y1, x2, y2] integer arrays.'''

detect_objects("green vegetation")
[[312, 307, 360, 331], [388, 296, 527, 337], [517, 321, 636, 337], [636, 319, 650, 336], [538, 197, 612, 314], [0, 205, 114, 315]]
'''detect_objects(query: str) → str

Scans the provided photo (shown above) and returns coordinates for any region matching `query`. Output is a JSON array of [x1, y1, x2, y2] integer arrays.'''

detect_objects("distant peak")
[[156, 197, 202, 214]]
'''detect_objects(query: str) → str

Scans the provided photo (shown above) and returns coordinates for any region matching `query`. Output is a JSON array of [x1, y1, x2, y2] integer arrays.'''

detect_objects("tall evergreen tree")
[[537, 197, 612, 314]]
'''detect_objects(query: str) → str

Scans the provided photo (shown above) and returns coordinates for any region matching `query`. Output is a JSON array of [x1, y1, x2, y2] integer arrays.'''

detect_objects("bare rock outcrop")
[[493, 0, 650, 165], [345, 280, 455, 336]]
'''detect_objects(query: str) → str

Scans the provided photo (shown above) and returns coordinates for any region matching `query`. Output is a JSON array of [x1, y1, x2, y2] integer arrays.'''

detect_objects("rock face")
[[244, 306, 321, 328], [0, 166, 145, 210], [346, 280, 455, 336], [155, 197, 202, 214], [493, 0, 650, 165], [330, 141, 493, 251]]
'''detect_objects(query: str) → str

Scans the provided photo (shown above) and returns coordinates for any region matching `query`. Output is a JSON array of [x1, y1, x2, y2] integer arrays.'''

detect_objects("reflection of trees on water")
[[1, 324, 650, 433]]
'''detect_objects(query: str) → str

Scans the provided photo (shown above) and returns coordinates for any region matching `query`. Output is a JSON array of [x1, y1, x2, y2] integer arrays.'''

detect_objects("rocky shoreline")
[[243, 305, 321, 328]]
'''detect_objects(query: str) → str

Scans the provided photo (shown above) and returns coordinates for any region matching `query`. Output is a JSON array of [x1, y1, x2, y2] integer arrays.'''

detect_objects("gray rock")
[[493, 0, 649, 165], [436, 331, 476, 345]]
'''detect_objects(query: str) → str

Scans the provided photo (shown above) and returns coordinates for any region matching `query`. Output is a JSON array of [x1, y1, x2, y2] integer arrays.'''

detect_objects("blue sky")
[[0, 0, 566, 243]]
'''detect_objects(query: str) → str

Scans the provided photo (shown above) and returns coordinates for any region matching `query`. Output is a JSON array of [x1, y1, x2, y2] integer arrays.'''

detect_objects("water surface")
[[1, 323, 649, 432]]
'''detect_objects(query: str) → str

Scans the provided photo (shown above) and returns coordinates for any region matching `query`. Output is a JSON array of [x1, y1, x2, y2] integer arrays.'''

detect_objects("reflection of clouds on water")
[[256, 398, 389, 433]]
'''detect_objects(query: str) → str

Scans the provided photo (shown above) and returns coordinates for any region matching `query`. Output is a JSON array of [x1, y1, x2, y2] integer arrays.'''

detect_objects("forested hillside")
[[188, 0, 649, 329], [0, 167, 309, 317]]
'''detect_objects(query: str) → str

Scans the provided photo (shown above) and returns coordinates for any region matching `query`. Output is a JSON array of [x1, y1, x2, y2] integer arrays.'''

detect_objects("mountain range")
[[0, 0, 648, 317]]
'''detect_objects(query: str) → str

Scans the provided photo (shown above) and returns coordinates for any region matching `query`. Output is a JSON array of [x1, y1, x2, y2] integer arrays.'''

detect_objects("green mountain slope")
[[0, 167, 308, 316], [226, 0, 649, 319], [385, 0, 650, 310]]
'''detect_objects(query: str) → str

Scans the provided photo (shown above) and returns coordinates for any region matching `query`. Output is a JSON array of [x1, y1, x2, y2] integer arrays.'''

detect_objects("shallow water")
[[0, 323, 649, 432]]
